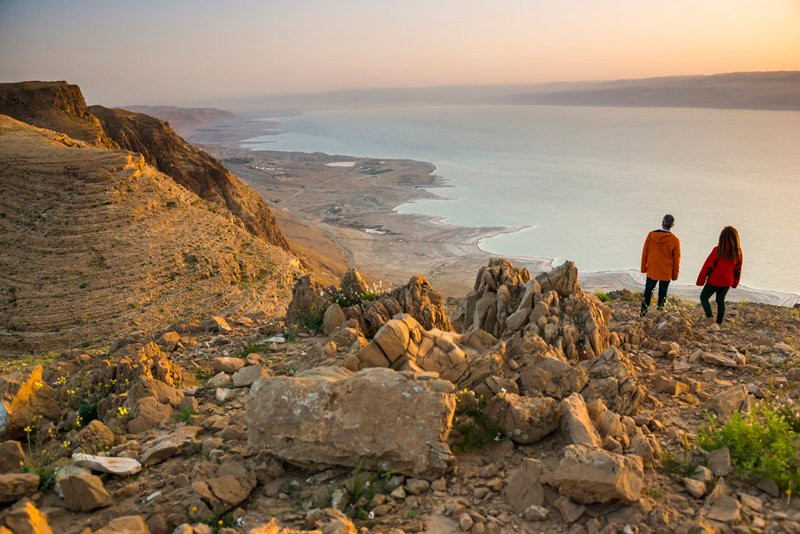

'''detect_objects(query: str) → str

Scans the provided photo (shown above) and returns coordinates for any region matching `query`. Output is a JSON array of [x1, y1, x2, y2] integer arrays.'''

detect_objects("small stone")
[[523, 504, 549, 521], [706, 494, 740, 523], [683, 477, 707, 498], [431, 478, 447, 492], [94, 515, 150, 534], [459, 512, 474, 531], [561, 392, 602, 447], [0, 440, 25, 474], [213, 357, 245, 374], [405, 478, 430, 495], [554, 496, 585, 523], [207, 372, 232, 388], [389, 486, 406, 500], [503, 458, 543, 512], [690, 466, 714, 483], [756, 477, 780, 497], [707, 385, 749, 421], [0, 473, 39, 503], [232, 365, 268, 387], [59, 472, 113, 511], [738, 492, 763, 513], [215, 388, 233, 403], [203, 316, 232, 333], [707, 448, 733, 477], [654, 375, 689, 396]]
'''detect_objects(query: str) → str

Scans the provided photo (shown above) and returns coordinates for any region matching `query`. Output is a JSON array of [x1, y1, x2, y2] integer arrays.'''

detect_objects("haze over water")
[[243, 105, 800, 294]]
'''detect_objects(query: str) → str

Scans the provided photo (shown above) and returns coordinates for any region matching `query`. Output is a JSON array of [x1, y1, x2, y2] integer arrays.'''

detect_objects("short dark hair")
[[662, 214, 675, 228]]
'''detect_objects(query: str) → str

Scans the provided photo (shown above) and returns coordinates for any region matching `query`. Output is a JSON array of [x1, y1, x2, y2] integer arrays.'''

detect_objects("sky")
[[1, 0, 799, 106]]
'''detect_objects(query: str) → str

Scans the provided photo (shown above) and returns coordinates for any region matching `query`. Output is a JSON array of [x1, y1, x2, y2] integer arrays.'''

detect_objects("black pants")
[[700, 283, 730, 324], [643, 277, 670, 308]]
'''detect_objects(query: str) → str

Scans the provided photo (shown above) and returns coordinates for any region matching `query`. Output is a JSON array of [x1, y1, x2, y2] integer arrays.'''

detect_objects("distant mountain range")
[[210, 71, 800, 114]]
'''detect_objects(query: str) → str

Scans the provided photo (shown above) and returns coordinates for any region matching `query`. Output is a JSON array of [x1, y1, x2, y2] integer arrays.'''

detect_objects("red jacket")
[[696, 246, 742, 288]]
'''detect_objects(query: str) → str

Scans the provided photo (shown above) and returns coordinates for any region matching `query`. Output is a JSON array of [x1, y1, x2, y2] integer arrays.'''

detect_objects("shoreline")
[[192, 123, 799, 306]]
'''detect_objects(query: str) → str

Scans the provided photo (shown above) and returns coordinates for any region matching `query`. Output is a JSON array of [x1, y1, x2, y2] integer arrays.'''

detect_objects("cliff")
[[0, 114, 300, 353], [89, 105, 291, 251], [0, 81, 117, 147]]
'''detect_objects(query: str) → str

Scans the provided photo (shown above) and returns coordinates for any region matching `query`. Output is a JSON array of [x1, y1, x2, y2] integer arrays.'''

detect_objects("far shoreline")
[[195, 123, 800, 307]]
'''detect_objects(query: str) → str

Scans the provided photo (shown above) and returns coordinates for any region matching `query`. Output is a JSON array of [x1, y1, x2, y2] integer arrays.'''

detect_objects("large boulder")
[[247, 367, 456, 478], [3, 500, 54, 534], [0, 365, 59, 439], [554, 444, 644, 504], [59, 472, 113, 511], [0, 473, 39, 503], [483, 392, 561, 444]]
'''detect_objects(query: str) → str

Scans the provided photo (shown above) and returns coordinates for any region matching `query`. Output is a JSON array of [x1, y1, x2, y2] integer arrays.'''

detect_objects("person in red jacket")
[[696, 226, 743, 324], [640, 214, 681, 316]]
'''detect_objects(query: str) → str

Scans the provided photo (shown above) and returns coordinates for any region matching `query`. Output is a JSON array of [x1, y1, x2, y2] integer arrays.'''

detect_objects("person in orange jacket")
[[696, 226, 743, 325], [640, 214, 681, 316]]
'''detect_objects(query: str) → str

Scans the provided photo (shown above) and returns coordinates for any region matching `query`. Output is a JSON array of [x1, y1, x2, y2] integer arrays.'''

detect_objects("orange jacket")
[[641, 230, 681, 281]]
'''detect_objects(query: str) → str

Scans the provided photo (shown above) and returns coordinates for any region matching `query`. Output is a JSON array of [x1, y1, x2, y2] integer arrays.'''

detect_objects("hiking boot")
[[640, 304, 648, 317]]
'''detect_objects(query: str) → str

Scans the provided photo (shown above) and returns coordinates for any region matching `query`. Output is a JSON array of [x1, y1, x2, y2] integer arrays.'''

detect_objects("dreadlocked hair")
[[718, 226, 742, 263]]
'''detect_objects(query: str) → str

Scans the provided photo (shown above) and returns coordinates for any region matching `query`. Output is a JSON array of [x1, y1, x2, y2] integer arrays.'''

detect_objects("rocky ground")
[[1, 260, 799, 534]]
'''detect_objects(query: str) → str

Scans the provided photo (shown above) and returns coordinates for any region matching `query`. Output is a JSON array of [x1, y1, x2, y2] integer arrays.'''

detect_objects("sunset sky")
[[1, 0, 798, 105]]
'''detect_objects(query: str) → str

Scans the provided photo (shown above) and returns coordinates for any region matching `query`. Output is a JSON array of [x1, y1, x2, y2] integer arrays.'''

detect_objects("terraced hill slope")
[[0, 115, 301, 353], [89, 105, 291, 251]]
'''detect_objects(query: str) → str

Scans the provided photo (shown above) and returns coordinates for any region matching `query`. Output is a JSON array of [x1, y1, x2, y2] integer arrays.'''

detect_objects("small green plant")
[[660, 430, 701, 476], [336, 465, 378, 520], [174, 407, 194, 423], [236, 339, 272, 358], [594, 291, 610, 302], [699, 399, 800, 492], [284, 330, 298, 343], [450, 390, 499, 452], [304, 310, 324, 332], [362, 168, 394, 176]]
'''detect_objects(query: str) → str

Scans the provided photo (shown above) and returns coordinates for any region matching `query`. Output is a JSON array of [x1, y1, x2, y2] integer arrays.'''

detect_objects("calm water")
[[242, 105, 800, 294]]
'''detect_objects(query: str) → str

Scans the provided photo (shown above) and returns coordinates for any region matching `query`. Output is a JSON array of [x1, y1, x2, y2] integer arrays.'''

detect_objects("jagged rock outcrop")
[[460, 258, 612, 361], [247, 367, 456, 478], [0, 81, 116, 148], [0, 114, 300, 353], [89, 105, 291, 251], [356, 313, 511, 395], [286, 269, 452, 336]]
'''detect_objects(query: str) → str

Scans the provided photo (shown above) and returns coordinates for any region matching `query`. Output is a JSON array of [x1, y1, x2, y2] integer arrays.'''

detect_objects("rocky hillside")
[[0, 115, 300, 354], [1, 260, 798, 533], [0, 81, 116, 148], [89, 105, 290, 252], [0, 81, 290, 253]]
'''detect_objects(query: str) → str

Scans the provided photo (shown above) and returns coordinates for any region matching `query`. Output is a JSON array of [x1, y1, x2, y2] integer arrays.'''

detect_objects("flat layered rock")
[[72, 453, 142, 476], [247, 367, 456, 478]]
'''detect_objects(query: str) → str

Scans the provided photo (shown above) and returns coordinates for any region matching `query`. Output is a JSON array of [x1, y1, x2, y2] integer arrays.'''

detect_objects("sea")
[[241, 105, 800, 294]]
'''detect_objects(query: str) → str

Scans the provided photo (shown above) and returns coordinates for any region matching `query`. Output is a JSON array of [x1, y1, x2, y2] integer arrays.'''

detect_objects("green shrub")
[[450, 390, 499, 452], [594, 291, 610, 302], [699, 399, 800, 492]]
